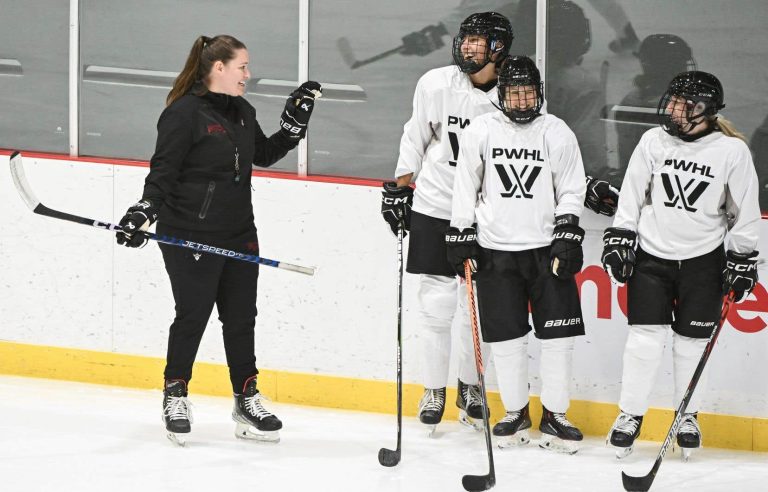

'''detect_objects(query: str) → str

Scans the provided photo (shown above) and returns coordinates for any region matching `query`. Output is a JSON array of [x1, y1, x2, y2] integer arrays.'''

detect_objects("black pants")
[[158, 223, 260, 393]]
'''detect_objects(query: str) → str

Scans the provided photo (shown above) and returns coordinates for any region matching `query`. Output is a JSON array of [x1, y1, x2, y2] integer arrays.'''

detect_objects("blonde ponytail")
[[714, 116, 747, 143]]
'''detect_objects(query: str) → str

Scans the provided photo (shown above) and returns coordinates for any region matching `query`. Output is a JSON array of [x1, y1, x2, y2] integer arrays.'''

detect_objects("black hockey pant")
[[159, 238, 259, 394]]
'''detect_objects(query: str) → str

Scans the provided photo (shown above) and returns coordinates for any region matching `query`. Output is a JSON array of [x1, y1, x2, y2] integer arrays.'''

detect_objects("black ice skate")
[[418, 387, 446, 437], [456, 379, 487, 431], [493, 403, 532, 448], [162, 379, 193, 447], [607, 411, 643, 459], [676, 412, 701, 462], [539, 406, 583, 454], [232, 375, 282, 443]]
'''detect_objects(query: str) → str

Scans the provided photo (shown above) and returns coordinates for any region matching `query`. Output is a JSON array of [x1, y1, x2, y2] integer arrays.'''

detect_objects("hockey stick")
[[462, 262, 496, 491], [336, 37, 403, 70], [378, 223, 404, 467], [8, 151, 315, 275], [621, 291, 736, 492]]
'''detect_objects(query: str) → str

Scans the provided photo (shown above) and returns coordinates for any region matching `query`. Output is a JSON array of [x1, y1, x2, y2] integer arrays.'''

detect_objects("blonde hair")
[[166, 35, 246, 107], [713, 116, 747, 142]]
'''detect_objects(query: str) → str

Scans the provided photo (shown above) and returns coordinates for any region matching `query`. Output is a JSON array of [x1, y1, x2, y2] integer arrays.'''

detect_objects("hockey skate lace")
[[498, 409, 522, 424], [244, 393, 274, 419], [463, 384, 482, 409], [678, 415, 700, 435], [613, 413, 639, 435], [552, 412, 576, 429], [163, 396, 193, 423], [421, 389, 445, 412]]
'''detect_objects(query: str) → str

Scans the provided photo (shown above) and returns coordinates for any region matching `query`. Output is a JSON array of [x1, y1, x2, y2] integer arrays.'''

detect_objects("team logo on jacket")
[[207, 123, 227, 135], [660, 173, 710, 212], [494, 162, 542, 199], [447, 115, 471, 167]]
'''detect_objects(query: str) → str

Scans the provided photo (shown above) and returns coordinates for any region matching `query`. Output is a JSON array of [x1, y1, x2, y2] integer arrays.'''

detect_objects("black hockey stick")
[[621, 291, 736, 492], [336, 37, 403, 70], [8, 151, 314, 275], [462, 262, 495, 491], [378, 223, 404, 467]]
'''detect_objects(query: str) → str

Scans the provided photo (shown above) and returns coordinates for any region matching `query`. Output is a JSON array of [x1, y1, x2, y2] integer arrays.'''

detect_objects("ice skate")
[[677, 413, 701, 462], [539, 407, 583, 454], [418, 387, 446, 437], [233, 376, 282, 443], [607, 412, 643, 459], [162, 379, 193, 447], [456, 379, 487, 431], [493, 403, 532, 448]]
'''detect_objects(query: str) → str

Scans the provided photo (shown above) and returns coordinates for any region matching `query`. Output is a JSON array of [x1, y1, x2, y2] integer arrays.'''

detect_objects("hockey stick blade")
[[622, 471, 653, 492], [336, 37, 358, 68], [462, 474, 495, 491], [8, 151, 315, 275], [377, 447, 400, 467]]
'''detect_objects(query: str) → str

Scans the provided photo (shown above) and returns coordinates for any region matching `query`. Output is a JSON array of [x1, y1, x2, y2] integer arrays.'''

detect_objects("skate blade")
[[425, 424, 438, 438], [166, 432, 187, 447], [458, 410, 484, 431], [234, 423, 281, 443], [680, 446, 698, 462], [613, 445, 634, 459], [496, 430, 531, 449], [539, 433, 579, 455]]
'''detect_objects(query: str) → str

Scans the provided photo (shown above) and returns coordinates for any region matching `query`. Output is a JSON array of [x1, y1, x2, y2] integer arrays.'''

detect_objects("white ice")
[[0, 375, 765, 492]]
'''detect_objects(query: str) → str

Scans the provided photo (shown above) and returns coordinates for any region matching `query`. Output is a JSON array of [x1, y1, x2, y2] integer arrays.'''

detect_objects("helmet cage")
[[498, 58, 543, 123], [452, 13, 513, 74], [657, 72, 724, 137]]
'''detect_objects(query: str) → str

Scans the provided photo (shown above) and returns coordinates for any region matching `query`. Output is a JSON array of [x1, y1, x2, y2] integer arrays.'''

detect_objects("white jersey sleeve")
[[451, 118, 487, 230], [394, 73, 442, 180], [613, 131, 654, 232], [548, 124, 587, 218], [724, 140, 760, 254]]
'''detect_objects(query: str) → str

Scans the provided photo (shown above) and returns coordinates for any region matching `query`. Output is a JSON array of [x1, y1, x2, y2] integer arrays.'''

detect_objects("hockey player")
[[603, 71, 760, 460], [380, 11, 514, 433], [116, 35, 320, 445], [447, 56, 587, 454]]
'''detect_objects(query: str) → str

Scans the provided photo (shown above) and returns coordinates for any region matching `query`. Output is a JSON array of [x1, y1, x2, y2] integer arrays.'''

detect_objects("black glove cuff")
[[446, 226, 477, 244], [603, 227, 636, 249], [553, 223, 585, 245], [727, 250, 759, 261], [382, 181, 413, 197]]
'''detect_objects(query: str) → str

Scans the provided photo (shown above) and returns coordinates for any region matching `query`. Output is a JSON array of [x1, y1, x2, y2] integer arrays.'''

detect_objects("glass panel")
[[0, 0, 69, 153], [547, 0, 768, 211], [80, 0, 299, 171], [307, 0, 528, 180]]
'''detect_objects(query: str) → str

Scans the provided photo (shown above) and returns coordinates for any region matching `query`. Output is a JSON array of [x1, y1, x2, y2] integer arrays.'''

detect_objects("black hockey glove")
[[550, 218, 585, 279], [401, 22, 449, 56], [279, 81, 322, 140], [584, 175, 619, 217], [381, 181, 413, 237], [116, 199, 158, 248], [723, 250, 759, 302], [445, 226, 480, 278], [601, 227, 637, 285]]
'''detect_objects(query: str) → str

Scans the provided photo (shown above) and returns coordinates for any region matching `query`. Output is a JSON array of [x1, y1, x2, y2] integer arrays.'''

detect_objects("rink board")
[[1, 152, 767, 452]]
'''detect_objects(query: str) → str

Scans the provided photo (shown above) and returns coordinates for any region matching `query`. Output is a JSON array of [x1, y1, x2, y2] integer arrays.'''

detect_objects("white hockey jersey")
[[613, 127, 760, 259], [451, 111, 587, 251], [395, 65, 500, 220]]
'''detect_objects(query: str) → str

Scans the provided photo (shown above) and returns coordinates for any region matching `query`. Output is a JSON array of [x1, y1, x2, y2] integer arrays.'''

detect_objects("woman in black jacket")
[[116, 34, 321, 445]]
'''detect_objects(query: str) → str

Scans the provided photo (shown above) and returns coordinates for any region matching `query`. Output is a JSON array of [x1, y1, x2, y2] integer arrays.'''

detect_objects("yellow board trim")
[[0, 340, 765, 451]]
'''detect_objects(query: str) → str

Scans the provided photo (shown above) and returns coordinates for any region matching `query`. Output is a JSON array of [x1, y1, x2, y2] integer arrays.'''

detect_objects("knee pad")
[[625, 324, 668, 361], [419, 274, 458, 327]]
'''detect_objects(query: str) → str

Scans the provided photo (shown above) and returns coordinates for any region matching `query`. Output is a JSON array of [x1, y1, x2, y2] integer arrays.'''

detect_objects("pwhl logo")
[[661, 173, 710, 212], [495, 163, 542, 199]]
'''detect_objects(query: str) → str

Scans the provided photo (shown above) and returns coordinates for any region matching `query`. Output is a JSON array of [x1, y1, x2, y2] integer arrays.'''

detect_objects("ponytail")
[[166, 35, 247, 107], [714, 116, 747, 143]]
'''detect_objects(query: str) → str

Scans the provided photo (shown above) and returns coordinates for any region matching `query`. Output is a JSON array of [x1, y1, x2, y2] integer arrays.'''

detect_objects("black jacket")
[[142, 90, 297, 234]]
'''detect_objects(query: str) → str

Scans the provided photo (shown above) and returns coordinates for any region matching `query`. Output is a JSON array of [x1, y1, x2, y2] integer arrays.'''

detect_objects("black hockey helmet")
[[547, 0, 591, 65], [498, 56, 543, 123], [657, 70, 725, 137], [452, 12, 514, 74], [635, 34, 696, 91]]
